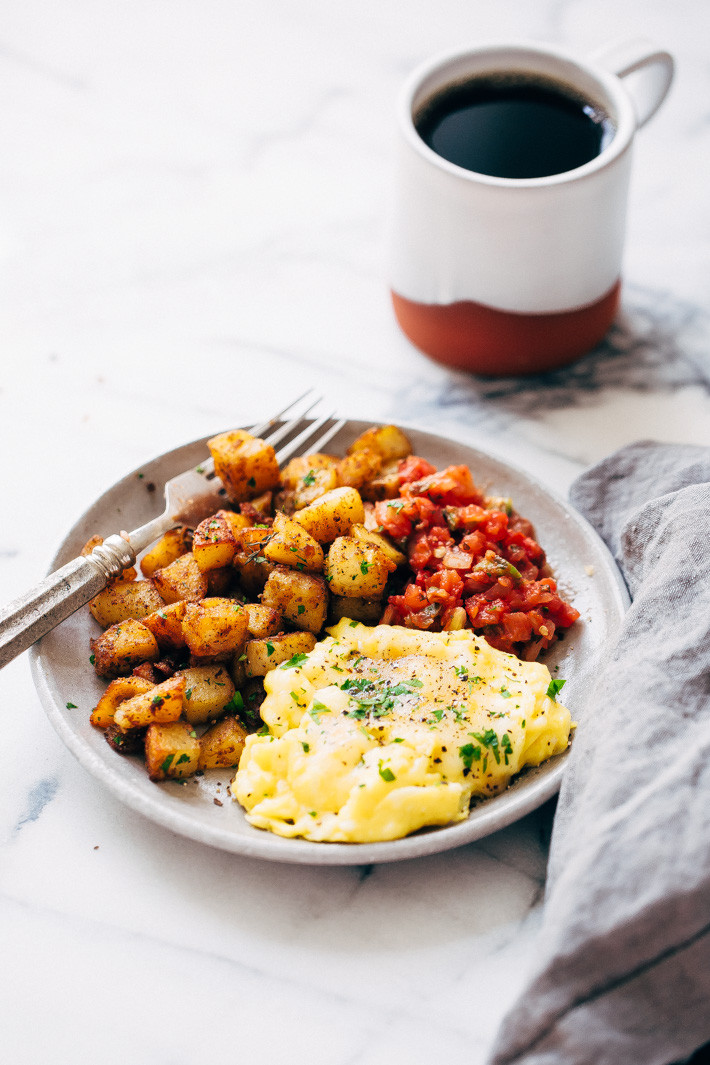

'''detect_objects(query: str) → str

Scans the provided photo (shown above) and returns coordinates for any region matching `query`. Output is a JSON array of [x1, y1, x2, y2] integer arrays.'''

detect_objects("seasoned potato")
[[336, 448, 381, 489], [347, 424, 411, 462], [90, 676, 154, 729], [114, 675, 185, 731], [280, 453, 338, 490], [89, 579, 165, 628], [350, 523, 407, 567], [261, 565, 328, 633], [91, 620, 160, 678], [359, 460, 403, 502], [140, 527, 191, 578], [198, 716, 248, 770], [324, 536, 395, 598], [208, 429, 280, 502], [245, 630, 317, 677], [328, 596, 383, 625], [293, 487, 365, 544], [142, 600, 188, 650], [153, 552, 208, 604], [145, 720, 201, 780], [205, 567, 233, 596], [262, 513, 324, 571], [193, 510, 249, 572], [246, 604, 282, 639], [182, 597, 249, 660], [175, 664, 236, 725], [234, 552, 275, 596]]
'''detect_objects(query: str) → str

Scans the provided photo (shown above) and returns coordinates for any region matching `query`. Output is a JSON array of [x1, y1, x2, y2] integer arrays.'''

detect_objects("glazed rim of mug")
[[400, 41, 638, 188]]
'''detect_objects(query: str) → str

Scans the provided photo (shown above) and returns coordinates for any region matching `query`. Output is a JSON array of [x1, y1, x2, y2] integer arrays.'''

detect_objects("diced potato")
[[182, 597, 249, 660], [336, 448, 382, 489], [198, 716, 248, 770], [90, 676, 154, 729], [89, 579, 165, 628], [176, 664, 236, 725], [229, 651, 248, 689], [280, 453, 338, 490], [262, 513, 324, 571], [114, 675, 185, 731], [145, 720, 201, 781], [261, 565, 328, 633], [293, 487, 365, 544], [347, 424, 411, 462], [82, 535, 137, 582], [234, 552, 275, 596], [142, 600, 188, 650], [328, 596, 383, 625], [246, 604, 282, 639], [205, 567, 233, 596], [193, 510, 246, 572], [91, 620, 160, 678], [153, 552, 208, 604], [350, 523, 407, 567], [324, 536, 395, 598], [140, 527, 191, 578], [245, 630, 317, 677], [208, 429, 280, 502], [359, 460, 403, 502]]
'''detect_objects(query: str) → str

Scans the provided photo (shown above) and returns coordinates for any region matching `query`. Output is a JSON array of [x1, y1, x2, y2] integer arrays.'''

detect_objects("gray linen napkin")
[[488, 441, 710, 1065]]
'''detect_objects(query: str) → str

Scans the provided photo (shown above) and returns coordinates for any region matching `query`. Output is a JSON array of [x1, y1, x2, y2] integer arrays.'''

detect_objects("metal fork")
[[0, 392, 345, 669]]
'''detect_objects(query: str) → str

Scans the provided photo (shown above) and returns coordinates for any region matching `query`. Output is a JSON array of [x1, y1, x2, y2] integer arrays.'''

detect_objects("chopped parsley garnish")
[[297, 604, 305, 615], [266, 641, 275, 657], [160, 754, 174, 773], [301, 742, 310, 753], [458, 742, 482, 774], [176, 753, 191, 765], [547, 678, 567, 700], [223, 691, 245, 713], [280, 652, 308, 669], [256, 725, 270, 736], [342, 676, 422, 720], [309, 699, 331, 723], [359, 560, 371, 575], [302, 470, 316, 486], [378, 761, 396, 782], [65, 701, 77, 709], [470, 728, 501, 763]]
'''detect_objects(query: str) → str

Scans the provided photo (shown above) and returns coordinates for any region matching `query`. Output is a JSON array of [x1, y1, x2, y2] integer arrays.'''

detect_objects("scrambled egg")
[[231, 620, 571, 843]]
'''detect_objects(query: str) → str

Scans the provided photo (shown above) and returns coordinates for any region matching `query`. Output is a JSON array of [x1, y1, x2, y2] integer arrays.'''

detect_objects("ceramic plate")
[[30, 422, 629, 865]]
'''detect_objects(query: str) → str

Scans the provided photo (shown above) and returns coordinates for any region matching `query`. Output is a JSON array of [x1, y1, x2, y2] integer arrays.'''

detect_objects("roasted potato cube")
[[328, 596, 384, 625], [245, 630, 317, 676], [91, 620, 160, 678], [246, 604, 282, 639], [359, 460, 403, 502], [205, 567, 233, 596], [198, 716, 248, 770], [293, 487, 365, 544], [82, 535, 137, 582], [153, 552, 208, 604], [140, 527, 191, 578], [234, 552, 274, 596], [90, 676, 154, 729], [261, 565, 328, 633], [336, 448, 382, 489], [324, 536, 395, 598], [280, 453, 338, 490], [145, 720, 201, 781], [229, 651, 248, 688], [350, 523, 407, 567], [176, 664, 236, 725], [142, 600, 188, 650], [347, 424, 411, 462], [193, 510, 246, 572], [208, 429, 280, 502], [182, 597, 249, 660], [113, 675, 185, 731], [89, 579, 165, 628], [262, 513, 324, 571]]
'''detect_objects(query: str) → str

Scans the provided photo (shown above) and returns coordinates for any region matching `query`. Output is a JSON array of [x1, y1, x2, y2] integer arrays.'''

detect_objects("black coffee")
[[414, 74, 614, 179]]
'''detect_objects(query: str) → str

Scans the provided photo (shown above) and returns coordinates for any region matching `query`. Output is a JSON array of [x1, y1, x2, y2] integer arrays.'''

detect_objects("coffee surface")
[[415, 75, 614, 179]]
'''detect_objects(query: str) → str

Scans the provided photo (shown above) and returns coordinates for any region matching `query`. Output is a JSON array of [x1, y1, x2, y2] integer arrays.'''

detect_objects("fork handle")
[[0, 535, 136, 669]]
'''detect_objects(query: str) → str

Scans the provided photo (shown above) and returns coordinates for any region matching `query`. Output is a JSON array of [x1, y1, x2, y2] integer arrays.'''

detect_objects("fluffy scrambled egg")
[[231, 620, 571, 843]]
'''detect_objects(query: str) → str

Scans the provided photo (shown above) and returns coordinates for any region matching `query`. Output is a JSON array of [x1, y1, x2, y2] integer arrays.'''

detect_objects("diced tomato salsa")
[[377, 459, 580, 659]]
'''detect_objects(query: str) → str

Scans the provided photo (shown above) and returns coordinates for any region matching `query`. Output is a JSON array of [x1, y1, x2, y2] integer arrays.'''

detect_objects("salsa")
[[376, 459, 580, 659]]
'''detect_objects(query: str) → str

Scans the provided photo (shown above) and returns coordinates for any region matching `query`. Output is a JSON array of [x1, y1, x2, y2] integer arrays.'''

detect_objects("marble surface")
[[1, 2, 709, 1063]]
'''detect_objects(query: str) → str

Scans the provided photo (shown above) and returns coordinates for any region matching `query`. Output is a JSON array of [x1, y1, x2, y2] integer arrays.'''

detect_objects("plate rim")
[[29, 419, 630, 865]]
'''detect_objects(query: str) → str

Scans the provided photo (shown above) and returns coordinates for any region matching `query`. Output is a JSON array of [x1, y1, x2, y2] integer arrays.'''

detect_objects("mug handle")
[[591, 37, 674, 127]]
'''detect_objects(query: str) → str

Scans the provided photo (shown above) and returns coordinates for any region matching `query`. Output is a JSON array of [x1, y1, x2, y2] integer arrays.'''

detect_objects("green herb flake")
[[297, 604, 305, 615], [302, 470, 316, 486], [378, 761, 396, 783], [176, 753, 191, 765], [309, 699, 332, 723], [266, 641, 275, 657], [160, 754, 175, 773], [280, 652, 309, 669], [185, 688, 193, 700], [256, 725, 270, 737], [301, 742, 310, 753], [247, 476, 256, 487], [89, 655, 95, 665], [65, 701, 78, 710], [359, 560, 371, 575], [223, 691, 245, 713], [547, 678, 567, 700]]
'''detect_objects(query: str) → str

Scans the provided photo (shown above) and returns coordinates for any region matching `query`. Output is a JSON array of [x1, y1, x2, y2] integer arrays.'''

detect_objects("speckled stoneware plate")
[[30, 422, 629, 865]]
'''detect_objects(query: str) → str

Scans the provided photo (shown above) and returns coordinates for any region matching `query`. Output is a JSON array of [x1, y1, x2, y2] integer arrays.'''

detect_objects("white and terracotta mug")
[[389, 38, 674, 375]]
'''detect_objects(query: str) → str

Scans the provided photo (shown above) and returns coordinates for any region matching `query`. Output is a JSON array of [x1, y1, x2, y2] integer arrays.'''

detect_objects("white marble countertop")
[[1, 3, 709, 1063]]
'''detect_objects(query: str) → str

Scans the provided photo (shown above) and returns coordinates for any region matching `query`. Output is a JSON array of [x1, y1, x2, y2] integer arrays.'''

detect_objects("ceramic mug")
[[389, 38, 674, 375]]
